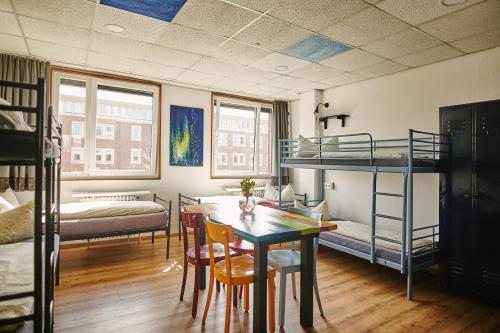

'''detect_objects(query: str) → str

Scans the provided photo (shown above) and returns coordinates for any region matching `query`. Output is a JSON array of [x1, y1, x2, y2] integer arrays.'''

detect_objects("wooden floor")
[[55, 236, 500, 333]]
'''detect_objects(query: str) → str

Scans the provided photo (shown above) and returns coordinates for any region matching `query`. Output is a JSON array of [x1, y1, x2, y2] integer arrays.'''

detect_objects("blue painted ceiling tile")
[[283, 35, 352, 62], [101, 0, 187, 22]]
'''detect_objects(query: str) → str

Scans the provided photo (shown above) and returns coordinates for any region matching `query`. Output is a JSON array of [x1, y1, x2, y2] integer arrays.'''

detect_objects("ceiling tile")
[[320, 48, 385, 71], [20, 16, 90, 49], [269, 0, 368, 32], [320, 72, 365, 87], [211, 77, 255, 92], [95, 5, 167, 43], [134, 61, 184, 80], [100, 0, 187, 23], [362, 28, 441, 59], [0, 12, 22, 36], [13, 0, 95, 29], [0, 34, 28, 54], [418, 0, 500, 42], [211, 40, 272, 66], [274, 89, 301, 101], [376, 0, 484, 26], [250, 53, 310, 74], [320, 7, 410, 47], [225, 0, 276, 12], [353, 60, 407, 78], [228, 67, 281, 84], [450, 28, 500, 53], [144, 45, 202, 68], [243, 84, 285, 97], [288, 63, 344, 81], [0, 0, 13, 12], [87, 51, 139, 72], [234, 15, 311, 52], [172, 0, 259, 38], [283, 35, 352, 62], [90, 32, 151, 59], [28, 39, 87, 64], [394, 44, 462, 67], [176, 69, 224, 86], [190, 57, 246, 76], [268, 75, 305, 89], [156, 23, 226, 55], [292, 80, 330, 92]]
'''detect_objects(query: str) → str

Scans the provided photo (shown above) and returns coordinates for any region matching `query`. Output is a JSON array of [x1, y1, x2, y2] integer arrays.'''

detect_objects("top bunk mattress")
[[60, 200, 166, 220]]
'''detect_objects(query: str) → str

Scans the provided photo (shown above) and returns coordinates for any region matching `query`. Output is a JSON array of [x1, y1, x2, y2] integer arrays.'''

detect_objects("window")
[[96, 123, 114, 139], [53, 70, 160, 179], [72, 122, 83, 138], [217, 152, 227, 166], [211, 94, 272, 178], [131, 148, 141, 164], [71, 148, 83, 164], [131, 125, 141, 141]]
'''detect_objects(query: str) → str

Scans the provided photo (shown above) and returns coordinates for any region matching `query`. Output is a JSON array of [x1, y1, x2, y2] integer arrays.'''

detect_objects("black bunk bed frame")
[[0, 78, 61, 333], [278, 129, 447, 300]]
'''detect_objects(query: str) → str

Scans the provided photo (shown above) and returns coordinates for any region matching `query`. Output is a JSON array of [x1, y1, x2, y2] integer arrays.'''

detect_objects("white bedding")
[[332, 220, 433, 253], [0, 98, 33, 132], [314, 151, 409, 159], [0, 240, 33, 327], [60, 200, 166, 220]]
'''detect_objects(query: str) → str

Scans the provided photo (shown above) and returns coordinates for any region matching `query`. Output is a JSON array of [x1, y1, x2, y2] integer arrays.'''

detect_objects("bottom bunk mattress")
[[319, 220, 436, 265]]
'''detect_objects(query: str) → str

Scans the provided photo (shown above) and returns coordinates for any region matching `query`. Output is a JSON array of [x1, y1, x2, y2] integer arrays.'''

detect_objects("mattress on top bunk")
[[60, 200, 165, 220], [284, 156, 436, 167], [320, 220, 434, 258], [0, 239, 34, 328]]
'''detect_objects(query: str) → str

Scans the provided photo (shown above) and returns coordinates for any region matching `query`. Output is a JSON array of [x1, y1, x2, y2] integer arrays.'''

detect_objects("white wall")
[[294, 46, 500, 229], [61, 84, 260, 235]]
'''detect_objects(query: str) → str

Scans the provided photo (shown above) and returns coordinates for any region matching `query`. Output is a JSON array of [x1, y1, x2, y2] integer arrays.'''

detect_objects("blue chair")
[[267, 207, 324, 328]]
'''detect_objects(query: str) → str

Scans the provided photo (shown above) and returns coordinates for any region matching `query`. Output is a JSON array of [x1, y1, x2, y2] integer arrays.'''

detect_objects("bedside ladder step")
[[373, 213, 403, 221], [374, 192, 403, 197]]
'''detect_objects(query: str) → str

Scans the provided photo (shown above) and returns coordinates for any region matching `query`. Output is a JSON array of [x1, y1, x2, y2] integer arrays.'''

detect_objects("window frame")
[[131, 124, 142, 141], [130, 148, 142, 164], [211, 92, 273, 179], [52, 67, 161, 180]]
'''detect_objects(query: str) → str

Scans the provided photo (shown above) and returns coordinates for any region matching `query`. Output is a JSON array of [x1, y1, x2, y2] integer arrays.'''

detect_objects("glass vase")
[[239, 193, 256, 213]]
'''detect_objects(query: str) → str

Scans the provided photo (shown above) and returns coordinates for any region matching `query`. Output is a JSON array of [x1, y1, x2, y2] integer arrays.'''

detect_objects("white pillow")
[[321, 137, 339, 153], [295, 135, 318, 158], [0, 98, 32, 131], [264, 182, 279, 201], [0, 196, 14, 214], [281, 184, 295, 201], [294, 199, 331, 220], [1, 188, 20, 207]]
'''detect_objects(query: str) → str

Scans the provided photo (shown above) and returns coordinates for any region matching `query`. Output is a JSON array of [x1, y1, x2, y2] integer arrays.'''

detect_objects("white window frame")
[[218, 132, 228, 146], [232, 134, 246, 147], [131, 125, 142, 141], [95, 148, 114, 165], [131, 148, 141, 164], [232, 153, 246, 166], [96, 123, 114, 139], [71, 121, 84, 138], [212, 95, 272, 178], [71, 147, 83, 164], [53, 70, 160, 179]]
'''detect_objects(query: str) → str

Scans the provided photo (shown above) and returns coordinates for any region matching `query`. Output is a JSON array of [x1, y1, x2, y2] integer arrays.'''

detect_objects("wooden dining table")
[[192, 196, 337, 332]]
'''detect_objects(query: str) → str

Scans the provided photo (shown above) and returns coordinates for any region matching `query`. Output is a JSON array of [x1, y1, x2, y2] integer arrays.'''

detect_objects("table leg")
[[300, 237, 314, 327], [253, 242, 268, 333], [199, 226, 206, 290]]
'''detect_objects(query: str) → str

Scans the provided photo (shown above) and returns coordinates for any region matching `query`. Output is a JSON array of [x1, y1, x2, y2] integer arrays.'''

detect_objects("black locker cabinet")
[[439, 99, 500, 303]]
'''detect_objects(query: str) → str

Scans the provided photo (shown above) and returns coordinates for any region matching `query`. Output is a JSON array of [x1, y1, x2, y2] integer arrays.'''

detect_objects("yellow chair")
[[202, 221, 276, 333]]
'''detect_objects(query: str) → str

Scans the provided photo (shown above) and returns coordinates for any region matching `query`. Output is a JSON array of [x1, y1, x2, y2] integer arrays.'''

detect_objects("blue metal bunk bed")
[[278, 129, 447, 300], [0, 78, 61, 332]]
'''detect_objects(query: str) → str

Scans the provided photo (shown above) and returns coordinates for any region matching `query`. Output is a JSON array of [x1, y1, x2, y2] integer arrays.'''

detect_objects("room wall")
[[61, 84, 261, 235], [294, 46, 500, 230]]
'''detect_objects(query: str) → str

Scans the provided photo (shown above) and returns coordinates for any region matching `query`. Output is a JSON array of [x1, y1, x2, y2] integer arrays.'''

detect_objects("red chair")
[[180, 211, 234, 317]]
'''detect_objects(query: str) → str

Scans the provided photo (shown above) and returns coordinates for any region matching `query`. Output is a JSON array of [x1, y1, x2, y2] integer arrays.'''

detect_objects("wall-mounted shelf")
[[319, 114, 350, 129]]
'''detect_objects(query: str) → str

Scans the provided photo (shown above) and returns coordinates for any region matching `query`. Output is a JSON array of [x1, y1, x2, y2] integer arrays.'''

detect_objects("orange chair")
[[202, 221, 276, 333]]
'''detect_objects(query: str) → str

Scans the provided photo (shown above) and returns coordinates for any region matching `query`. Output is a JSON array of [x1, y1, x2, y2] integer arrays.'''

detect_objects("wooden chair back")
[[180, 210, 205, 261], [205, 221, 234, 281]]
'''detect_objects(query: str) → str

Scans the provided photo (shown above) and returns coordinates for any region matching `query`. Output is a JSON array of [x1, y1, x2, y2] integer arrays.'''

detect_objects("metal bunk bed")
[[0, 78, 61, 332], [278, 129, 447, 300]]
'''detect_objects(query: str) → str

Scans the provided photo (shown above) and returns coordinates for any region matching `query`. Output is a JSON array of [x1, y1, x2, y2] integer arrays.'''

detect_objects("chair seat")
[[215, 254, 275, 285], [186, 244, 235, 265], [228, 239, 254, 255], [268, 249, 301, 272]]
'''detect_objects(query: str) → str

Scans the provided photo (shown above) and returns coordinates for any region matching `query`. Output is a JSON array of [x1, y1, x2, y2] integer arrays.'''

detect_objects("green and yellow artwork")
[[169, 105, 204, 166]]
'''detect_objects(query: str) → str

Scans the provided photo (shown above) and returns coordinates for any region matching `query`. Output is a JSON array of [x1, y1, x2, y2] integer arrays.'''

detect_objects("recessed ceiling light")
[[441, 0, 468, 6], [105, 24, 125, 33], [274, 65, 288, 72]]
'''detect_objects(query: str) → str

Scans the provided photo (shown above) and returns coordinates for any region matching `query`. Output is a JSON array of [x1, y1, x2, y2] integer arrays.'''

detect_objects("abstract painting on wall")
[[169, 105, 204, 166]]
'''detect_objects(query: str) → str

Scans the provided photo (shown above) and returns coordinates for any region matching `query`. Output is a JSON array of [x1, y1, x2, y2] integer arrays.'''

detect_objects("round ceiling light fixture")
[[105, 24, 125, 33], [274, 65, 289, 72], [441, 0, 468, 6]]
